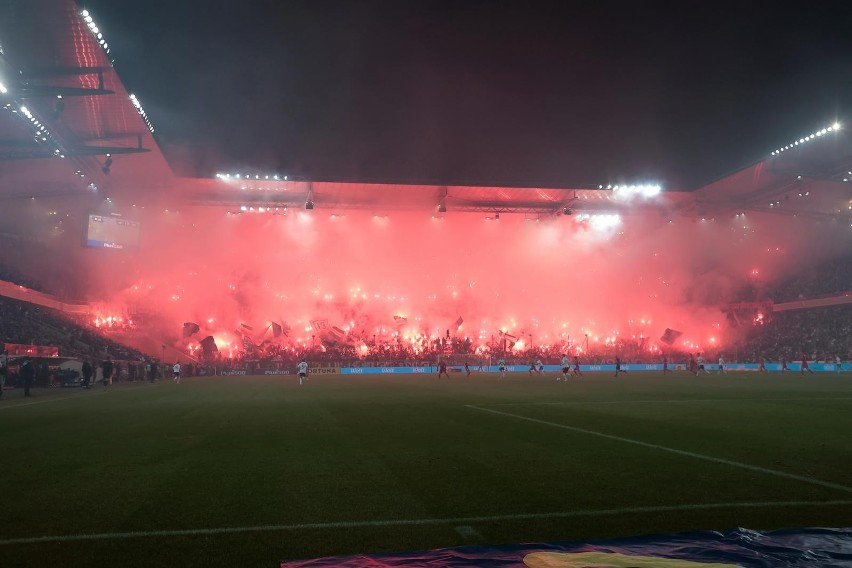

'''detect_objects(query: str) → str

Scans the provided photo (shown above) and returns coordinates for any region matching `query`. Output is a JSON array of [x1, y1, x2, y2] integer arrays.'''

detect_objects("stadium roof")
[[0, 0, 172, 201], [0, 0, 850, 224]]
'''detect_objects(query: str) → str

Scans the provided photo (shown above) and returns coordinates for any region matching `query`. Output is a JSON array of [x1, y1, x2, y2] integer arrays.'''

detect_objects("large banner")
[[282, 527, 852, 567]]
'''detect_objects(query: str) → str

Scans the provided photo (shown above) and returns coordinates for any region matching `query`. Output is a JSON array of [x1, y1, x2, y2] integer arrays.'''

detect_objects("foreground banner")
[[282, 527, 852, 567]]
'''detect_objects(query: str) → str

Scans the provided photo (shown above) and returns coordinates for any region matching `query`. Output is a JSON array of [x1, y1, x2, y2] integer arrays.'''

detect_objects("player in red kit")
[[573, 356, 583, 377], [464, 361, 471, 378], [437, 360, 450, 379], [781, 356, 789, 372], [662, 355, 671, 374]]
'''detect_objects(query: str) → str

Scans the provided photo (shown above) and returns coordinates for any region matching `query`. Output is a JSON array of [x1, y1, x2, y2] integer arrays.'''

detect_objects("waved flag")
[[182, 322, 200, 337], [660, 328, 683, 345]]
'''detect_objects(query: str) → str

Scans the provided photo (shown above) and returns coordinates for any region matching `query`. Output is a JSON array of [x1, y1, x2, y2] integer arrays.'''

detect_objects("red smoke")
[[86, 201, 849, 357]]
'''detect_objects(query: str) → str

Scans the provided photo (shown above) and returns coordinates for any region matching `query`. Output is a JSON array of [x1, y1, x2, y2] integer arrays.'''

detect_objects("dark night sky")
[[82, 0, 852, 189]]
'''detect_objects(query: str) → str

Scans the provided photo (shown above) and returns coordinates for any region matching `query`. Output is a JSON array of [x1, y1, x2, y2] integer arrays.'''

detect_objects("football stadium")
[[1, 1, 851, 567]]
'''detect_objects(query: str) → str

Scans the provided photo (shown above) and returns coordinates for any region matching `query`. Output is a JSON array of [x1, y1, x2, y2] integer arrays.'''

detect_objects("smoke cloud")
[[68, 195, 851, 357]]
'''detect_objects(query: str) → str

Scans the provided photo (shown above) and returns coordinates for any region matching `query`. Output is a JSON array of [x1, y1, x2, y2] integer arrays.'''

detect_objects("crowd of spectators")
[[774, 254, 851, 303], [768, 256, 852, 303], [2, 252, 850, 380], [734, 304, 851, 363], [0, 295, 147, 362], [731, 253, 851, 306], [204, 337, 697, 372]]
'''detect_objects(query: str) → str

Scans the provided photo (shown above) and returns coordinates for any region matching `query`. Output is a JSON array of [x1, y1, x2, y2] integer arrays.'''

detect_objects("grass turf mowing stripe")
[[487, 396, 852, 406], [0, 383, 161, 411], [1, 500, 851, 546], [466, 405, 852, 494]]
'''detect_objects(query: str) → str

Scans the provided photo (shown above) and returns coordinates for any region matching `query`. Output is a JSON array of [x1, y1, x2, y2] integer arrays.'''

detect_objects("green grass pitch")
[[2, 371, 852, 567]]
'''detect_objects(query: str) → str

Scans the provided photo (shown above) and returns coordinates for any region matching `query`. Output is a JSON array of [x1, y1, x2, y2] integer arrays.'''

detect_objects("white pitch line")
[[486, 396, 852, 407], [466, 404, 852, 494], [1, 500, 851, 546]]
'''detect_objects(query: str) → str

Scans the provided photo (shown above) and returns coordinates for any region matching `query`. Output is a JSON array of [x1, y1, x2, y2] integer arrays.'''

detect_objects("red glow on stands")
[[67, 206, 852, 363]]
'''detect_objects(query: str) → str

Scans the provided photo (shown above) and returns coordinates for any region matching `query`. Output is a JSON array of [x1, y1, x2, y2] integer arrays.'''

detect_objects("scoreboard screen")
[[85, 214, 140, 250]]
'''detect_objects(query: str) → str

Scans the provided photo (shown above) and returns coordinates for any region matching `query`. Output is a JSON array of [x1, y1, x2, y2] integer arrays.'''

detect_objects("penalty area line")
[[2, 500, 852, 546], [466, 404, 852, 495]]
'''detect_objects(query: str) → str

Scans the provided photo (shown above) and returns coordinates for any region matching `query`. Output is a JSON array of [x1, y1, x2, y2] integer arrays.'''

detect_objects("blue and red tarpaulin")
[[282, 527, 852, 567]]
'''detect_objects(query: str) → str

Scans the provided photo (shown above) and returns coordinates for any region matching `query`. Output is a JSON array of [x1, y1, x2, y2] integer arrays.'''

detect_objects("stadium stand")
[[766, 254, 852, 303], [735, 304, 852, 363], [2, 252, 849, 376], [0, 294, 146, 362]]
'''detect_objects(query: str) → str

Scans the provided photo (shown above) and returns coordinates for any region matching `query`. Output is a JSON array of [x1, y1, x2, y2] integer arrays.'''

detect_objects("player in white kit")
[[298, 360, 308, 385], [559, 355, 571, 381]]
